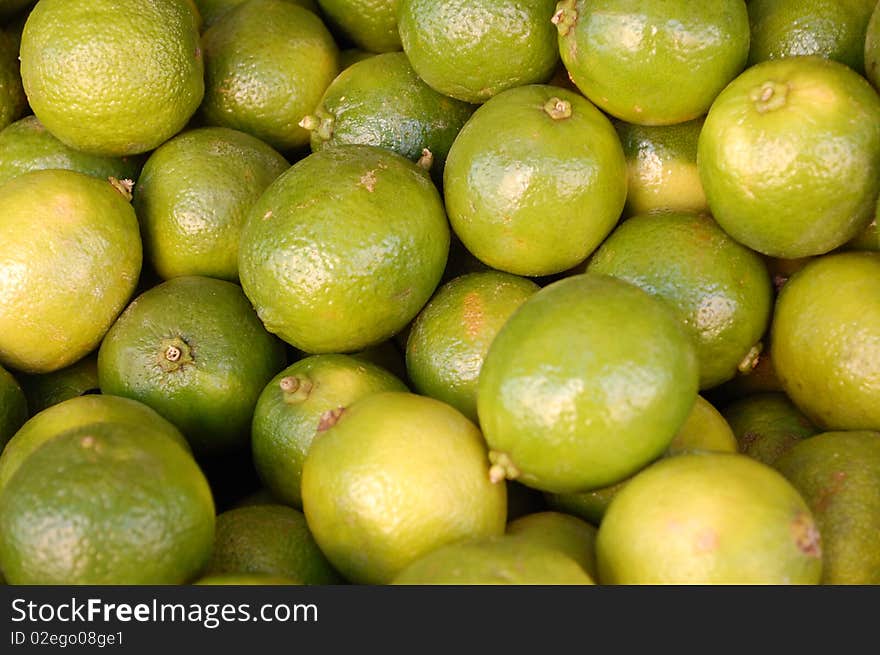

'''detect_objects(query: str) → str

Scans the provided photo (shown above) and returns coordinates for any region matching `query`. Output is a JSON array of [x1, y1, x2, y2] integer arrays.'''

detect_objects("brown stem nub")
[[544, 97, 572, 120], [551, 1, 578, 36], [157, 337, 193, 373], [109, 177, 134, 201], [280, 375, 314, 404]]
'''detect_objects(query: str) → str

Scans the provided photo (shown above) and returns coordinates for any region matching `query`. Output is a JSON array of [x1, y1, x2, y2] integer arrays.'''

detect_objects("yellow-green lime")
[[301, 391, 507, 584], [555, 0, 750, 125], [195, 573, 303, 585], [0, 27, 25, 131], [506, 510, 598, 580], [16, 352, 99, 415], [596, 452, 823, 584], [405, 271, 539, 422], [398, 0, 559, 104], [0, 364, 26, 451], [316, 0, 401, 53], [251, 353, 407, 508], [443, 85, 627, 277], [204, 504, 341, 584], [195, 0, 317, 29], [477, 273, 699, 494], [697, 56, 880, 258], [0, 169, 142, 374], [0, 421, 215, 584], [133, 127, 288, 282], [97, 276, 287, 456], [238, 145, 450, 354], [19, 0, 203, 156], [867, 1, 880, 88]]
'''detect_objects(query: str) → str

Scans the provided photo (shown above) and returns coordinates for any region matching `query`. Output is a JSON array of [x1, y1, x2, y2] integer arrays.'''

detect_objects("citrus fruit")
[[544, 395, 737, 524], [392, 535, 593, 585], [771, 252, 880, 431], [846, 207, 880, 251], [19, 0, 203, 156], [301, 391, 507, 584], [238, 145, 450, 354], [586, 212, 773, 389], [405, 271, 539, 422], [554, 0, 750, 125], [199, 0, 339, 152], [97, 275, 287, 456], [0, 116, 144, 188], [0, 169, 142, 374], [0, 27, 25, 131], [0, 394, 190, 495], [443, 84, 627, 277], [231, 487, 281, 509], [195, 0, 317, 29], [506, 510, 598, 580], [775, 430, 880, 584], [350, 340, 408, 383], [722, 392, 819, 466], [747, 0, 877, 74], [596, 452, 823, 584], [339, 48, 376, 69], [316, 0, 401, 53], [195, 573, 302, 585], [398, 0, 559, 104], [204, 504, 342, 584], [0, 364, 26, 451], [697, 56, 880, 258], [709, 345, 784, 404], [16, 352, 99, 415], [867, 1, 880, 88], [133, 127, 288, 282], [251, 353, 407, 508], [477, 273, 699, 494], [300, 51, 475, 183], [0, 421, 215, 584], [615, 118, 709, 218]]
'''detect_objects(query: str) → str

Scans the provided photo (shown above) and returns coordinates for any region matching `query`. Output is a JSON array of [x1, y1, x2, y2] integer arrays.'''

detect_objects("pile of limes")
[[1, 0, 879, 586]]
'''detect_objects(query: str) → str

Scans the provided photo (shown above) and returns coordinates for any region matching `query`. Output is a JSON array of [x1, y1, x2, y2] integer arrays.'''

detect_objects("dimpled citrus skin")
[[199, 0, 339, 151], [443, 85, 627, 277], [0, 170, 142, 374], [133, 127, 289, 282], [596, 452, 823, 584], [19, 0, 203, 156], [771, 252, 880, 432], [316, 0, 401, 53], [398, 0, 559, 104], [555, 0, 750, 125], [697, 56, 880, 259], [477, 273, 699, 494], [0, 422, 215, 585], [587, 212, 773, 390], [238, 145, 450, 354]]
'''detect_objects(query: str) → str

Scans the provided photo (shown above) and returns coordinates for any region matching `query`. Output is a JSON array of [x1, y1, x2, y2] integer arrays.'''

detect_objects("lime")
[[251, 353, 407, 508], [301, 391, 506, 584], [0, 421, 215, 584], [0, 169, 141, 374], [0, 27, 25, 131], [16, 352, 99, 415], [398, 0, 559, 104], [555, 0, 750, 125], [506, 510, 598, 580], [443, 85, 627, 277], [195, 0, 317, 29], [0, 364, 26, 451], [238, 145, 450, 354], [97, 276, 287, 456], [405, 271, 539, 422], [867, 1, 880, 88], [195, 574, 302, 585], [723, 392, 819, 466], [133, 127, 288, 282], [19, 0, 203, 156], [697, 56, 880, 258], [316, 0, 401, 53], [477, 273, 699, 493]]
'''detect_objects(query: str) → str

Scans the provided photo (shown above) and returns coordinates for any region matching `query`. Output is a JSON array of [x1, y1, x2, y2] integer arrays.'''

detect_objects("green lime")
[[301, 391, 507, 584], [204, 504, 341, 584], [199, 0, 339, 152], [587, 212, 773, 389], [776, 430, 880, 584], [0, 421, 215, 584], [443, 85, 627, 277], [195, 0, 317, 29], [506, 510, 598, 580], [0, 27, 25, 131], [251, 353, 407, 508], [555, 0, 750, 125], [133, 127, 288, 282], [405, 271, 539, 422], [194, 573, 302, 585], [316, 0, 401, 53], [301, 51, 475, 184], [697, 56, 880, 258], [238, 145, 450, 354], [616, 118, 708, 218], [867, 1, 880, 88], [398, 0, 559, 104], [16, 352, 99, 415], [97, 276, 287, 456], [771, 252, 880, 431], [708, 346, 784, 404], [477, 273, 699, 494], [20, 0, 203, 156], [0, 169, 141, 374], [596, 452, 823, 584], [0, 364, 26, 452]]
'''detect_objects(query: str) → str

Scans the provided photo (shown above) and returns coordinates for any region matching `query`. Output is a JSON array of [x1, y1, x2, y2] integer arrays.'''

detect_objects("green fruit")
[[0, 27, 25, 131], [316, 0, 401, 53], [16, 352, 99, 415], [867, 1, 880, 89], [723, 392, 819, 466], [506, 510, 598, 580], [0, 364, 26, 452]]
